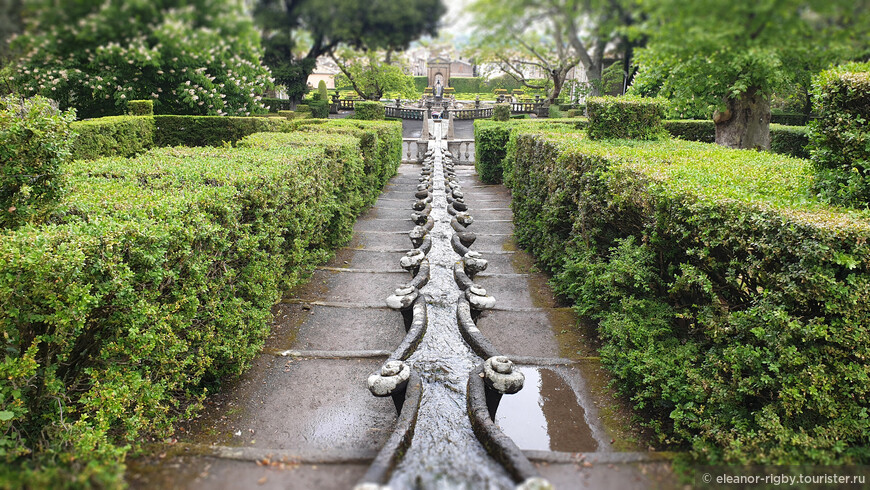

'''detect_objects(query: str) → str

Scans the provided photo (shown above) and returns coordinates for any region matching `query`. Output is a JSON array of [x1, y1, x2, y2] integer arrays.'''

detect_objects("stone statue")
[[434, 80, 443, 98]]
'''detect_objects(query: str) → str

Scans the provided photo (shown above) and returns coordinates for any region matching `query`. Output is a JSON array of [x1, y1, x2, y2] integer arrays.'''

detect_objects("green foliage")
[[413, 76, 429, 92], [263, 98, 295, 112], [662, 120, 809, 158], [0, 121, 401, 485], [770, 124, 810, 159], [586, 96, 667, 140], [0, 95, 75, 229], [126, 100, 153, 116], [492, 103, 511, 121], [484, 76, 523, 93], [317, 80, 328, 101], [450, 77, 481, 94], [809, 62, 870, 207], [504, 125, 870, 465], [663, 119, 715, 143], [308, 99, 329, 119], [547, 105, 563, 118], [152, 116, 291, 147], [68, 115, 292, 161], [71, 116, 156, 161], [632, 0, 866, 118], [11, 0, 273, 118], [473, 119, 584, 184], [254, 0, 443, 102], [334, 51, 419, 101], [354, 101, 385, 120], [771, 112, 810, 126]]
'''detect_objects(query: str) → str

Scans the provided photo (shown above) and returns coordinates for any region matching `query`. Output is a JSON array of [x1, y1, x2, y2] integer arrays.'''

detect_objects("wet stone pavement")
[[126, 119, 676, 490]]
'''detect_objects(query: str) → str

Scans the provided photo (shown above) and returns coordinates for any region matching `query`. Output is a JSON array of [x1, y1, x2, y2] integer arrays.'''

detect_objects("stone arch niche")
[[427, 57, 451, 88]]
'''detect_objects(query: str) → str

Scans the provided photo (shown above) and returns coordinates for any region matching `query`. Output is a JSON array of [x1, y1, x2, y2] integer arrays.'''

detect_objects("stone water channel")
[[127, 116, 675, 490]]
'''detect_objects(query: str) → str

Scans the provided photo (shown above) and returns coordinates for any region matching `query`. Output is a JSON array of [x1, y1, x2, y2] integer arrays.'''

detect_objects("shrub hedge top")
[[586, 95, 668, 140], [525, 130, 870, 231]]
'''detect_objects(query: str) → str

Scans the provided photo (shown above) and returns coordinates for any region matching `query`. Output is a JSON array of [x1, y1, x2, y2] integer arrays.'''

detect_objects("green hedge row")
[[153, 115, 293, 147], [663, 120, 811, 158], [1, 96, 76, 229], [413, 76, 428, 92], [70, 116, 156, 160], [0, 121, 402, 485], [263, 98, 295, 112], [501, 125, 870, 465], [473, 119, 584, 184], [70, 115, 294, 160], [586, 95, 667, 140], [809, 61, 870, 206], [449, 77, 481, 94], [353, 101, 385, 120]]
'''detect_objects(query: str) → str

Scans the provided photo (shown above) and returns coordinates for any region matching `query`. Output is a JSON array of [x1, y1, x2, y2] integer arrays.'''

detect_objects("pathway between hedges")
[[127, 120, 675, 490]]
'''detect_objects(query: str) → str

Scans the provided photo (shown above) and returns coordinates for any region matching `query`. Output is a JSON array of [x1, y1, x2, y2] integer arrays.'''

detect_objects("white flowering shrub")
[[11, 0, 274, 118]]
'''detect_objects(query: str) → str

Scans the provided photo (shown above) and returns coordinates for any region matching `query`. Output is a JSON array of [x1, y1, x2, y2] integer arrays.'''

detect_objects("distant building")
[[306, 57, 340, 89]]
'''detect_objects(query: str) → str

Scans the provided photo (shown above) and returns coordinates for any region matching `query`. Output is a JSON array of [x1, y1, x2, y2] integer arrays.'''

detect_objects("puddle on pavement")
[[495, 366, 597, 453]]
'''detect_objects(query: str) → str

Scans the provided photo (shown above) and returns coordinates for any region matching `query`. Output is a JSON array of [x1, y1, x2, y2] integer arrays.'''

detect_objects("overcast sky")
[[439, 0, 472, 39]]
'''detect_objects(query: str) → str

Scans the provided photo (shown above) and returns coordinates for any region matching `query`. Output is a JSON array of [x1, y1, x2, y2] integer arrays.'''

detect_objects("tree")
[[10, 0, 273, 118], [254, 0, 444, 101], [332, 49, 418, 100], [632, 0, 870, 149], [0, 0, 23, 94], [467, 0, 640, 103]]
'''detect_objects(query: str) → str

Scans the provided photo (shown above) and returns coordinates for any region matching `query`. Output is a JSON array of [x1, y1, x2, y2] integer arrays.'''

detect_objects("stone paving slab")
[[273, 303, 405, 352], [475, 310, 564, 358], [356, 207, 416, 221], [353, 217, 414, 233], [466, 220, 515, 235], [462, 233, 515, 251], [475, 273, 559, 309], [332, 248, 404, 271], [346, 231, 415, 251], [533, 461, 678, 490], [129, 457, 371, 490], [289, 269, 409, 304], [182, 358, 394, 452]]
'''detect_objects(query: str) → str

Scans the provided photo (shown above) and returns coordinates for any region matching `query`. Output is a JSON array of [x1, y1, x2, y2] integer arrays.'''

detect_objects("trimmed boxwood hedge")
[[809, 61, 870, 206], [501, 125, 870, 465], [473, 119, 584, 184], [354, 101, 385, 120], [126, 99, 153, 116], [0, 121, 401, 485], [586, 95, 667, 140], [71, 116, 156, 160], [70, 115, 293, 160]]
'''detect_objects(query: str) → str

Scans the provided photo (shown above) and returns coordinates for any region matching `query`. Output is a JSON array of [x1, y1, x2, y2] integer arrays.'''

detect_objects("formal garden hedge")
[[664, 120, 810, 158], [0, 117, 401, 486], [473, 119, 584, 183], [354, 101, 385, 120], [1, 96, 76, 229], [70, 116, 157, 160], [809, 61, 870, 207], [70, 115, 294, 161], [586, 95, 667, 140], [487, 122, 870, 465]]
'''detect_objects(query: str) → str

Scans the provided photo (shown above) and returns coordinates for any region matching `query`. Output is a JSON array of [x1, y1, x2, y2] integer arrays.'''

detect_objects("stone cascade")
[[355, 122, 553, 490]]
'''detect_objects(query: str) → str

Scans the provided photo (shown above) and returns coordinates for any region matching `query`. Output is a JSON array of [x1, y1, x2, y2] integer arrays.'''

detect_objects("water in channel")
[[388, 125, 515, 490]]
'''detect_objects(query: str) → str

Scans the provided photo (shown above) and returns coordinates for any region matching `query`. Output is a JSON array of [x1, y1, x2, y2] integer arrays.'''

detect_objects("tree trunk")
[[548, 67, 567, 104], [585, 63, 602, 97], [714, 90, 771, 150]]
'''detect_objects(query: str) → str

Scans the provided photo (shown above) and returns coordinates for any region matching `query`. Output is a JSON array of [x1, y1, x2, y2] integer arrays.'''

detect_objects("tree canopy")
[[10, 0, 273, 118], [631, 0, 869, 148], [332, 49, 419, 100], [255, 0, 444, 100], [467, 0, 641, 103]]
